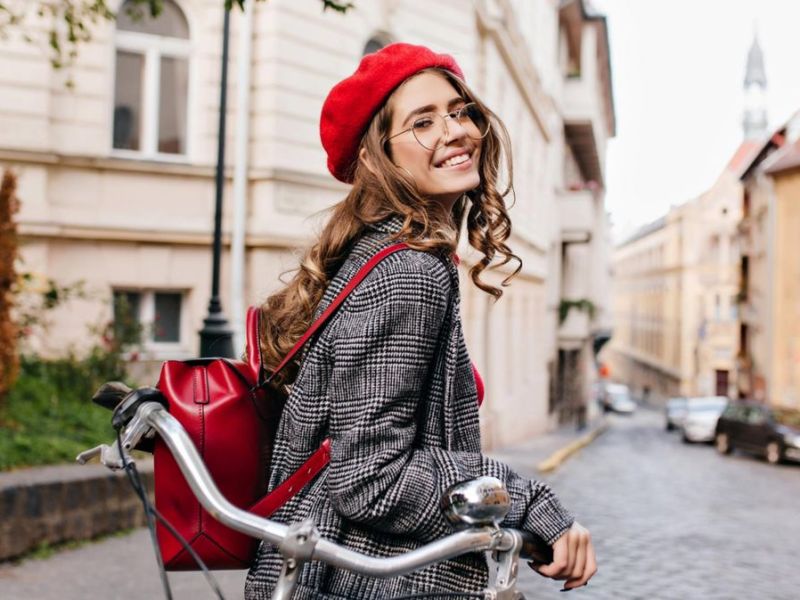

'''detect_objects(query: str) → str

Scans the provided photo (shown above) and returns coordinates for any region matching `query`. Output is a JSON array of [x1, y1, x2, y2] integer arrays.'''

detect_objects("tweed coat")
[[245, 216, 574, 600]]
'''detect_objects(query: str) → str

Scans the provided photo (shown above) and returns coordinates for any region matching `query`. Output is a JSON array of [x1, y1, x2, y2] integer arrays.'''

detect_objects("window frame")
[[112, 288, 189, 358], [110, 4, 195, 163]]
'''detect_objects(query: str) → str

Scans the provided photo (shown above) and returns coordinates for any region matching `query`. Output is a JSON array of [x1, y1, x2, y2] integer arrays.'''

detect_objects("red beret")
[[320, 42, 465, 183]]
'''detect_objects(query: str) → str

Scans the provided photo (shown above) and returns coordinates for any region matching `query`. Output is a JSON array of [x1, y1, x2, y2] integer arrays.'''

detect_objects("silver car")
[[665, 396, 687, 431], [603, 383, 637, 414], [681, 396, 729, 443]]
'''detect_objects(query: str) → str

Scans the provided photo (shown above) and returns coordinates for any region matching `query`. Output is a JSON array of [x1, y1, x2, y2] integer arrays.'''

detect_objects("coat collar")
[[364, 214, 461, 280], [366, 214, 405, 236]]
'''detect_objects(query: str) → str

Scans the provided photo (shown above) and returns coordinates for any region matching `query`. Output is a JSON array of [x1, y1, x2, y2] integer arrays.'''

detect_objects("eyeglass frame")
[[382, 101, 490, 151]]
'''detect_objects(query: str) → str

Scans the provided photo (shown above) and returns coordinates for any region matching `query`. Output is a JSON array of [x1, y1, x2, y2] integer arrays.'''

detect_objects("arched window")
[[113, 0, 190, 157]]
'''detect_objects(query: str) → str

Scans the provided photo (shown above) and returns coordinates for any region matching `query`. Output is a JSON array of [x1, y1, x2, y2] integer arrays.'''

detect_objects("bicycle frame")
[[78, 400, 550, 600]]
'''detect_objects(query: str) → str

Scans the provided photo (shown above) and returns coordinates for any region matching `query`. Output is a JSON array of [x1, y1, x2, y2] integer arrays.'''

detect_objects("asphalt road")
[[1, 408, 798, 599]]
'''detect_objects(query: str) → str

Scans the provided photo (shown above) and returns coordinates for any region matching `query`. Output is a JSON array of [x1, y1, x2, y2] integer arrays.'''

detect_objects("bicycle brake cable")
[[116, 431, 226, 600]]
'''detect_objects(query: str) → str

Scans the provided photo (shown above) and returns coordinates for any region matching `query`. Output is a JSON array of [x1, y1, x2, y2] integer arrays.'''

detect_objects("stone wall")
[[0, 461, 153, 562]]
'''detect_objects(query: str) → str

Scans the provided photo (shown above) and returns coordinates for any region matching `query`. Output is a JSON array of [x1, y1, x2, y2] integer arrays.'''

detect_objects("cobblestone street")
[[1, 408, 798, 599], [510, 409, 800, 600]]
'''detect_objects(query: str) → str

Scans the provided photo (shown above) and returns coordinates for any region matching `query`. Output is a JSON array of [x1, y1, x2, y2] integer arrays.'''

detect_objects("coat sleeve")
[[325, 253, 574, 545]]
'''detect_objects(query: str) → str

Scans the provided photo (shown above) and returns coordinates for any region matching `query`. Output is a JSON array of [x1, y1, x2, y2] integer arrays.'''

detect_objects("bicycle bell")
[[440, 476, 511, 528]]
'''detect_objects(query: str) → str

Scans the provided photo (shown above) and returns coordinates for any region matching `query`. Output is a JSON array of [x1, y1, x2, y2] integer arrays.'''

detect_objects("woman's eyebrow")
[[401, 97, 465, 127]]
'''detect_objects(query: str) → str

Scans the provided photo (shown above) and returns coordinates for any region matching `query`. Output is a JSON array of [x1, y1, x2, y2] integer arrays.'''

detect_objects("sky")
[[592, 0, 800, 241]]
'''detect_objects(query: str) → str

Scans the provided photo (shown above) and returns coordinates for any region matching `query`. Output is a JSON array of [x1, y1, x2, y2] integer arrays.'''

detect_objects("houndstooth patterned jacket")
[[245, 216, 574, 599]]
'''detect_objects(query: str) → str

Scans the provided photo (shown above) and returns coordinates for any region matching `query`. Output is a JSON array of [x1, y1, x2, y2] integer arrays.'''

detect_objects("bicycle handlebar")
[[144, 402, 553, 574]]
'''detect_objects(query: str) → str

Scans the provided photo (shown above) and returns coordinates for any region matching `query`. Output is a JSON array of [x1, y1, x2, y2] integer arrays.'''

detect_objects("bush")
[[0, 296, 142, 470], [0, 351, 133, 470]]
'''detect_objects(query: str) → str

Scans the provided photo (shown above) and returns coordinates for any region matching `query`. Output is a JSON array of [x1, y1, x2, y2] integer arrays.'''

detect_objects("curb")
[[536, 421, 609, 474]]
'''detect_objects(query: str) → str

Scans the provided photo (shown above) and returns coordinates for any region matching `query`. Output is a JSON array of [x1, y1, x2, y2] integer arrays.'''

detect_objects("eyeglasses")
[[383, 102, 491, 151]]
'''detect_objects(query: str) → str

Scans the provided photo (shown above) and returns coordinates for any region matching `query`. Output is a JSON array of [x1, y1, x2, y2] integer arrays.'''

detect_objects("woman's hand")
[[529, 522, 596, 591]]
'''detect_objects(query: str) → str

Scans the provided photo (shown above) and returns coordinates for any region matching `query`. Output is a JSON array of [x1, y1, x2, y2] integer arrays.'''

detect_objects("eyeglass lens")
[[411, 104, 490, 150]]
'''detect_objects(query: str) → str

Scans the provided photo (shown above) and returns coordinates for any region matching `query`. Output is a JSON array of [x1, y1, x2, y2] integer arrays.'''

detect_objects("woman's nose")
[[441, 116, 469, 146]]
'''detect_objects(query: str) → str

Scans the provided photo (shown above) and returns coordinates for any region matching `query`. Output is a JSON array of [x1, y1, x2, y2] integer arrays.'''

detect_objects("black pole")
[[199, 6, 234, 358]]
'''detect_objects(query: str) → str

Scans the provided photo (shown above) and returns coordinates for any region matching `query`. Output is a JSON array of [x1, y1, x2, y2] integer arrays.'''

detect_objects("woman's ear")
[[359, 147, 378, 176]]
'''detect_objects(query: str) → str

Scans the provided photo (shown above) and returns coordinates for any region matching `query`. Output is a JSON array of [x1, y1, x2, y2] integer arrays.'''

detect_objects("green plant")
[[0, 280, 143, 469], [558, 298, 596, 326], [0, 325, 141, 470], [15, 273, 87, 346]]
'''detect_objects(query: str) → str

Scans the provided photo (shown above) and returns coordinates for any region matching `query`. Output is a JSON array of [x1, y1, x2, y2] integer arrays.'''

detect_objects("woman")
[[245, 43, 596, 599]]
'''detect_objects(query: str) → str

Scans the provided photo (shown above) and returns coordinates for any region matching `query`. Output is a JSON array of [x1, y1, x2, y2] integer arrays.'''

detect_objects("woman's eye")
[[413, 118, 435, 129], [456, 105, 476, 120]]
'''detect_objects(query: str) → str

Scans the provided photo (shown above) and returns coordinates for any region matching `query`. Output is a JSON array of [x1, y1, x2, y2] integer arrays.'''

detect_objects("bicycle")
[[77, 384, 554, 600]]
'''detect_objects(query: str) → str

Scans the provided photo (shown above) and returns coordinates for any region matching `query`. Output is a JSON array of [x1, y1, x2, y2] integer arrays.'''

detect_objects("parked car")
[[680, 396, 728, 443], [601, 383, 637, 414], [665, 396, 687, 431], [715, 401, 800, 464]]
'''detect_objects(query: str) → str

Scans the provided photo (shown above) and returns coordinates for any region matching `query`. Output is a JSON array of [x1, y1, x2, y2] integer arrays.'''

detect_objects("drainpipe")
[[230, 0, 255, 352]]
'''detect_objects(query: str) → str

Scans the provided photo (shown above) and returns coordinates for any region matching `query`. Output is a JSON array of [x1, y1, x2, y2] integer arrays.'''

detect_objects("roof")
[[763, 138, 800, 175], [726, 140, 761, 176], [739, 129, 787, 181]]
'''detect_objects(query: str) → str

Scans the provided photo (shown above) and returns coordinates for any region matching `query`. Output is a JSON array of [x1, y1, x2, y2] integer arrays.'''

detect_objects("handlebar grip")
[[92, 381, 133, 411], [518, 531, 553, 565]]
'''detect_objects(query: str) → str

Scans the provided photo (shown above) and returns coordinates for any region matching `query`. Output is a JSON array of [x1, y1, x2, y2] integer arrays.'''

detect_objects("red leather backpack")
[[153, 243, 410, 570]]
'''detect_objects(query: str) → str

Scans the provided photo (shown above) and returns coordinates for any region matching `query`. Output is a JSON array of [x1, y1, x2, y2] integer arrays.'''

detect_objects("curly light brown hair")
[[260, 68, 521, 385]]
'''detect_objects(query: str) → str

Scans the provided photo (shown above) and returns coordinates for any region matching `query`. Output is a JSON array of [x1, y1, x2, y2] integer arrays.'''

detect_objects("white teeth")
[[440, 153, 469, 168]]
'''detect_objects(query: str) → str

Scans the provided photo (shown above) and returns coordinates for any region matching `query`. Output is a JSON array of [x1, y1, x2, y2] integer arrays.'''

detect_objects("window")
[[113, 0, 190, 158], [113, 289, 185, 347]]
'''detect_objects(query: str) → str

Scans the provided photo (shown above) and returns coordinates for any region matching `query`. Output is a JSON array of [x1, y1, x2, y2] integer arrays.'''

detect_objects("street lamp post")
[[199, 6, 234, 358]]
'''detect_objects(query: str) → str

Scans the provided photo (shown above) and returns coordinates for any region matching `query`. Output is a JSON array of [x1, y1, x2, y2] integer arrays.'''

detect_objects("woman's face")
[[384, 71, 482, 209]]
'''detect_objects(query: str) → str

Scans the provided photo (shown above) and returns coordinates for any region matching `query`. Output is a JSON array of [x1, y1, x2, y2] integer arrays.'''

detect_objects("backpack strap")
[[246, 242, 411, 383], [246, 242, 410, 518]]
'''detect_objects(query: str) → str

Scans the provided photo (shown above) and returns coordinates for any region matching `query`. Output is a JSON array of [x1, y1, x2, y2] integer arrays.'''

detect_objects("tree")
[[0, 170, 19, 415], [0, 0, 354, 73]]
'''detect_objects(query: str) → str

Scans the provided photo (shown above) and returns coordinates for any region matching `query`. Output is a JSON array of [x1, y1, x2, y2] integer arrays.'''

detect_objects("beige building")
[[2, 0, 614, 447], [606, 158, 750, 401], [737, 113, 800, 408], [605, 213, 682, 397], [604, 35, 772, 403]]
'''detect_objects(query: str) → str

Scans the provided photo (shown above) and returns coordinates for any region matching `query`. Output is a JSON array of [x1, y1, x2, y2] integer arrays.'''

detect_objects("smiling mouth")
[[434, 150, 474, 169]]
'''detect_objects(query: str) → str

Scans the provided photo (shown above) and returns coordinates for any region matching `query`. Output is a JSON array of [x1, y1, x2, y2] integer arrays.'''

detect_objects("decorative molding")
[[19, 221, 308, 249]]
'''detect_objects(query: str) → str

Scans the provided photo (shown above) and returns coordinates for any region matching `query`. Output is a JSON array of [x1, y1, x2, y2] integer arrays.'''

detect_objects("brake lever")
[[75, 442, 129, 469]]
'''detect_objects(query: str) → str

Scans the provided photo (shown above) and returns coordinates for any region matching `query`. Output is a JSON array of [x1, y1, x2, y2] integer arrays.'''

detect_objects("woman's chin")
[[425, 172, 480, 198]]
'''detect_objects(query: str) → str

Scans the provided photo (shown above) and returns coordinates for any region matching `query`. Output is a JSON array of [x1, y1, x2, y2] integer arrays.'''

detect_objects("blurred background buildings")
[[604, 31, 800, 411], [0, 0, 616, 448]]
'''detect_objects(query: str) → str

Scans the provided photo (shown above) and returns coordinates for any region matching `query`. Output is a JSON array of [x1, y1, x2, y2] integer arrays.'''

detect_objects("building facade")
[[604, 34, 771, 403], [2, 0, 614, 447], [737, 113, 800, 409]]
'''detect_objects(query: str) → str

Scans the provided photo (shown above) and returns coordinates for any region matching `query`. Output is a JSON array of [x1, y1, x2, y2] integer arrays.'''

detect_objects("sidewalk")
[[488, 416, 609, 477]]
